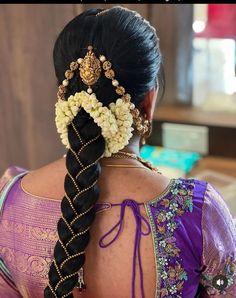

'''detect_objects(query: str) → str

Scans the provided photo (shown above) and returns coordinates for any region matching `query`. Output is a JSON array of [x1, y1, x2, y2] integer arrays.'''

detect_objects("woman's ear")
[[140, 87, 158, 120]]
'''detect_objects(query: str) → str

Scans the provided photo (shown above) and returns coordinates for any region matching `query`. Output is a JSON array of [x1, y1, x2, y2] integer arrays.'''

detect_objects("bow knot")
[[99, 199, 151, 298]]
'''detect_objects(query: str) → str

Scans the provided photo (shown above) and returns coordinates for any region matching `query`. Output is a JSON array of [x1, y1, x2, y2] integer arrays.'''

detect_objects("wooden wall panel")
[[0, 4, 76, 173], [150, 4, 193, 105]]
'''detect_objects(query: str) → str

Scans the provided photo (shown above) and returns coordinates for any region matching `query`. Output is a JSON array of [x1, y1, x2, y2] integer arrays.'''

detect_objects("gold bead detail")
[[137, 116, 142, 123], [57, 91, 65, 100], [137, 124, 143, 131], [112, 79, 119, 87], [105, 69, 115, 79], [59, 85, 66, 93], [143, 126, 148, 133], [70, 61, 79, 71], [116, 86, 125, 95], [122, 93, 131, 102], [65, 70, 74, 79], [102, 61, 112, 70], [131, 108, 140, 118]]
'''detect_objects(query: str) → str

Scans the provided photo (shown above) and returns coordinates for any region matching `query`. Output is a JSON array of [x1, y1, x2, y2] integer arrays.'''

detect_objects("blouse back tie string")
[[98, 199, 151, 298]]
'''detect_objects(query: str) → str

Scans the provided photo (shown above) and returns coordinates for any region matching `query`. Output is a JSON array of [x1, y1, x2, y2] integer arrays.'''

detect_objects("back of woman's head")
[[53, 6, 162, 108], [45, 6, 162, 298]]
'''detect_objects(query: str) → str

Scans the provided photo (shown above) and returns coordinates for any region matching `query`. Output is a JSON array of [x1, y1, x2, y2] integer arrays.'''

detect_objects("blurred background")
[[0, 4, 236, 215]]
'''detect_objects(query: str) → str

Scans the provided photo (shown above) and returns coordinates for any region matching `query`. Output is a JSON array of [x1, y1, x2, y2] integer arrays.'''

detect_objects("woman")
[[0, 6, 235, 298]]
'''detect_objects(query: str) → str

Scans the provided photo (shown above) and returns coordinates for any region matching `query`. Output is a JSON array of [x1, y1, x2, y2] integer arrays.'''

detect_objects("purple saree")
[[0, 166, 236, 298]]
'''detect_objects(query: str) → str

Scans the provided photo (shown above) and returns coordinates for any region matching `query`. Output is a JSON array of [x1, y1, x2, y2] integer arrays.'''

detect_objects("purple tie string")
[[98, 199, 151, 298]]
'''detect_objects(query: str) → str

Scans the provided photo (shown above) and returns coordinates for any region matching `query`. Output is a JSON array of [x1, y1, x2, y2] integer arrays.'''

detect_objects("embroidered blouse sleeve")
[[199, 183, 236, 297]]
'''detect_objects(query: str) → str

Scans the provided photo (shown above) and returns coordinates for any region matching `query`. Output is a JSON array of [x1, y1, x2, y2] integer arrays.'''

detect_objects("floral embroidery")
[[167, 222, 177, 232], [200, 255, 236, 295], [144, 178, 195, 298]]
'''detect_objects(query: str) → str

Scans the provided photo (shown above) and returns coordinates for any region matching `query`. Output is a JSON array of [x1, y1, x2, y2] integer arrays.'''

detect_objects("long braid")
[[44, 109, 105, 297]]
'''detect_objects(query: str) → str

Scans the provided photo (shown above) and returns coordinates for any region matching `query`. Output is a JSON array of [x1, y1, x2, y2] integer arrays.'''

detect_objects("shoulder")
[[0, 165, 29, 217], [0, 165, 28, 194], [201, 181, 236, 240], [19, 158, 67, 200], [144, 177, 208, 238], [144, 177, 207, 296], [203, 182, 230, 211], [199, 182, 236, 295], [144, 178, 206, 241], [177, 177, 208, 195], [0, 165, 28, 180], [146, 177, 207, 210]]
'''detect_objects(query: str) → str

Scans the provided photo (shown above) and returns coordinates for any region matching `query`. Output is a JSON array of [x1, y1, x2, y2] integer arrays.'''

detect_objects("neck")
[[119, 133, 141, 156], [100, 134, 141, 166]]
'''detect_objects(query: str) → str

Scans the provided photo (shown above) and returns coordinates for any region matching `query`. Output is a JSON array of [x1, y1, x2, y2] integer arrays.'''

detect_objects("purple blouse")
[[0, 166, 236, 298]]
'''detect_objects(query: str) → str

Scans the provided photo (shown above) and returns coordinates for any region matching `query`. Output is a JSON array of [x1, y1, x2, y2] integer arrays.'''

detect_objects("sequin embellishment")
[[144, 178, 195, 298]]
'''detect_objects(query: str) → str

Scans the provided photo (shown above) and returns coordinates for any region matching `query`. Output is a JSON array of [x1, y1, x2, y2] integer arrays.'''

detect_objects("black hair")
[[44, 6, 163, 298]]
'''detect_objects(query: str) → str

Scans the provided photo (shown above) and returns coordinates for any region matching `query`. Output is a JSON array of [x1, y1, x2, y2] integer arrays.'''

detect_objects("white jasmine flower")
[[55, 90, 134, 156]]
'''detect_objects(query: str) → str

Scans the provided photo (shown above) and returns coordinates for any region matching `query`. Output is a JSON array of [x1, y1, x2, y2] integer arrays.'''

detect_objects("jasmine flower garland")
[[55, 90, 134, 157]]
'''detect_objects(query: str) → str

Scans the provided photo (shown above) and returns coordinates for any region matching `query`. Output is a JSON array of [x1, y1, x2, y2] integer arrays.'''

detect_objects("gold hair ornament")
[[56, 46, 150, 155]]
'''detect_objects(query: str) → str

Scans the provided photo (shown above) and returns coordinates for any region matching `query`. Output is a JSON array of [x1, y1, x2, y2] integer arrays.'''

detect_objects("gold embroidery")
[[0, 246, 51, 278], [28, 227, 57, 242], [1, 219, 57, 241]]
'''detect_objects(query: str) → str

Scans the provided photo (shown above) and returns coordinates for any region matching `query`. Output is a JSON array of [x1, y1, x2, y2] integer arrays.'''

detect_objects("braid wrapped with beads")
[[44, 110, 105, 297]]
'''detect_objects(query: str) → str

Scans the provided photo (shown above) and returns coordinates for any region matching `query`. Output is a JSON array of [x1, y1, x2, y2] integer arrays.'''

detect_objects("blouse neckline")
[[19, 170, 176, 206]]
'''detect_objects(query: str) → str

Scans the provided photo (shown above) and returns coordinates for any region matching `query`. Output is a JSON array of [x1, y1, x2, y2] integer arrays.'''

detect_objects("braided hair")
[[44, 6, 163, 298]]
